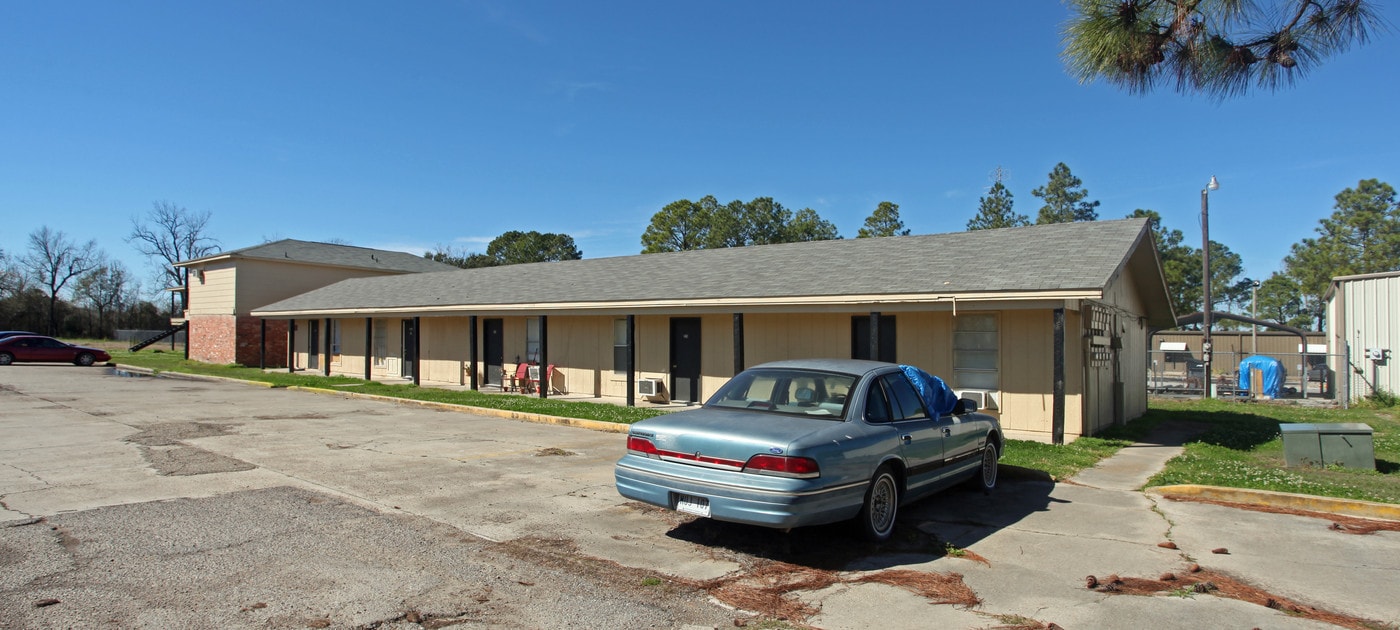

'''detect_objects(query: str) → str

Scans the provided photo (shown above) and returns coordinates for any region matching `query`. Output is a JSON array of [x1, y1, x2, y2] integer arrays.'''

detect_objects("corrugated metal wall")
[[1337, 273, 1399, 401]]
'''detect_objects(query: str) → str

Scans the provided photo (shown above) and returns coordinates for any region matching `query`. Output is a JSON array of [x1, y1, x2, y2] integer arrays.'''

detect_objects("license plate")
[[675, 494, 711, 518]]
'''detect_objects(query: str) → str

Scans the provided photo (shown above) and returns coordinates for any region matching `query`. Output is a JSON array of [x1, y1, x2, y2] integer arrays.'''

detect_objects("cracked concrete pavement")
[[2, 366, 1397, 629]]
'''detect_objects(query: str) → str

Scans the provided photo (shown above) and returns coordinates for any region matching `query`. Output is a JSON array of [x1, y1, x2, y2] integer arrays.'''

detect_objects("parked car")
[[0, 335, 111, 366], [615, 359, 1002, 542]]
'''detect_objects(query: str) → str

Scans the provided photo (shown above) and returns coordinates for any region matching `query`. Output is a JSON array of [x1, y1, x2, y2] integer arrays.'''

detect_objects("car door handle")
[[942, 428, 952, 438], [900, 434, 912, 444]]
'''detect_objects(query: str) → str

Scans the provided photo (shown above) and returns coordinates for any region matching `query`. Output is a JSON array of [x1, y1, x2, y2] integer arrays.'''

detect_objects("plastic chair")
[[506, 363, 531, 393]]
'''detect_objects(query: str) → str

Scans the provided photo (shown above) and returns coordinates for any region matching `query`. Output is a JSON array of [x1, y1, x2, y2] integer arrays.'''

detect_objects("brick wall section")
[[188, 314, 289, 367], [238, 317, 288, 368], [188, 314, 237, 364]]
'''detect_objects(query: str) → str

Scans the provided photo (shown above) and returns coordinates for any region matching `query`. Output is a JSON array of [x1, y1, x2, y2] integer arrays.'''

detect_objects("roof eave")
[[249, 288, 1106, 319]]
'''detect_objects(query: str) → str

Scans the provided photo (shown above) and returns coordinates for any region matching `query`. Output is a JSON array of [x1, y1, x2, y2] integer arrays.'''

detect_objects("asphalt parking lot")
[[2, 366, 1397, 629]]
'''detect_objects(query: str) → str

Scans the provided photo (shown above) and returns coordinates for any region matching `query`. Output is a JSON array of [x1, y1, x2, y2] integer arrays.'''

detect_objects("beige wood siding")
[[419, 317, 470, 385], [899, 311, 954, 376], [550, 316, 610, 397], [186, 263, 237, 315], [995, 309, 1087, 442], [744, 313, 852, 365], [232, 260, 403, 315], [329, 318, 369, 379]]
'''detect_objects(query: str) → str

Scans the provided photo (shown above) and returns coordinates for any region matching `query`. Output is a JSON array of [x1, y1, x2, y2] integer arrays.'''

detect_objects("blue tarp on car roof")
[[1238, 355, 1284, 398], [899, 365, 958, 416]]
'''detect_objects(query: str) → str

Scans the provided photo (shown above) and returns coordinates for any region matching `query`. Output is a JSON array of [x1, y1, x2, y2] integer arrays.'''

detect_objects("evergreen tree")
[[786, 208, 841, 242], [1284, 178, 1400, 327], [1062, 0, 1385, 100], [857, 201, 910, 238], [1033, 163, 1099, 224], [967, 182, 1028, 230], [640, 197, 715, 253]]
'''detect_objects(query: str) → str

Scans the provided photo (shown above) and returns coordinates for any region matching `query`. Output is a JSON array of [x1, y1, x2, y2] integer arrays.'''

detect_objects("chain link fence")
[[1149, 350, 1337, 399]]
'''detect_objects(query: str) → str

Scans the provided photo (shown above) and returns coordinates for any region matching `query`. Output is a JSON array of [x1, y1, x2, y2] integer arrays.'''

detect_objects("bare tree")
[[0, 248, 26, 297], [21, 226, 101, 335], [74, 261, 130, 338], [127, 201, 220, 313]]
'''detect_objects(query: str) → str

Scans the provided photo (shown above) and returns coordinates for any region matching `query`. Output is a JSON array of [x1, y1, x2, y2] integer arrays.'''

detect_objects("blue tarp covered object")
[[899, 365, 958, 416], [1238, 355, 1284, 398]]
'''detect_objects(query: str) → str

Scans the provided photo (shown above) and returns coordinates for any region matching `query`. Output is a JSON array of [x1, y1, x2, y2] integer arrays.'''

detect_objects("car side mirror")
[[955, 398, 978, 415]]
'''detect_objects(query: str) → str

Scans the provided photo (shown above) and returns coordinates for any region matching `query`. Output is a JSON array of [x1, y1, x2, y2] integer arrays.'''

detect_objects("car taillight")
[[627, 435, 660, 457], [743, 454, 820, 478]]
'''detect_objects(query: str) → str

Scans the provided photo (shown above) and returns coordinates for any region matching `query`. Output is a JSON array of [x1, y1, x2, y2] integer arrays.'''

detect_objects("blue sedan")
[[615, 359, 1002, 542]]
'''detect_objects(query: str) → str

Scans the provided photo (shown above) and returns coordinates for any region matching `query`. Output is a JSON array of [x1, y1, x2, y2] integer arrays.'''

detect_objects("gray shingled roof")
[[253, 219, 1165, 317], [177, 239, 455, 274]]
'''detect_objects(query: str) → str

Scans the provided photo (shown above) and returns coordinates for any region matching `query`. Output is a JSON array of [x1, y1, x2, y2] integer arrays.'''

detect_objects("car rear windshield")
[[705, 368, 857, 419]]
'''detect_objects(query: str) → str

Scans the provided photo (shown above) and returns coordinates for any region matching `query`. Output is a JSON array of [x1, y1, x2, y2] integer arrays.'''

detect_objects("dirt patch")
[[698, 559, 978, 624], [497, 535, 976, 626], [138, 445, 256, 476], [125, 422, 237, 447], [1087, 567, 1391, 629], [534, 447, 574, 457], [1163, 495, 1400, 534]]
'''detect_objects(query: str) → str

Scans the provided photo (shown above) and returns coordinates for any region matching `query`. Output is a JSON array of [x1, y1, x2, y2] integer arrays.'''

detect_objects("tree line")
[[6, 174, 1395, 339], [1, 202, 218, 338], [637, 165, 1400, 332]]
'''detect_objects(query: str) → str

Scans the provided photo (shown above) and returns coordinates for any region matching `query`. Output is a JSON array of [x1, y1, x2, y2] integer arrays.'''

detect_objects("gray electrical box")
[[1279, 423, 1375, 470]]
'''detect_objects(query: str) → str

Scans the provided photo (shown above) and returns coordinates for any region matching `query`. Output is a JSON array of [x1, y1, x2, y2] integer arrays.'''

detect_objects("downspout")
[[287, 321, 296, 373]]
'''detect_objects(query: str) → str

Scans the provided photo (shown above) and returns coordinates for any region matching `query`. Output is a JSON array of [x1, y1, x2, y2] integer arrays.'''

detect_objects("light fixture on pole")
[[1201, 175, 1219, 399]]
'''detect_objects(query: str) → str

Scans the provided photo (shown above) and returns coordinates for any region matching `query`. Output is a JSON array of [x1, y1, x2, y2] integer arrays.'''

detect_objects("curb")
[[112, 364, 630, 434], [112, 364, 275, 388], [1148, 484, 1400, 522]]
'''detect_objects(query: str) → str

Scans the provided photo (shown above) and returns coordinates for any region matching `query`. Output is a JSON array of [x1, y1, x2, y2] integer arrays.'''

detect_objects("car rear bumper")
[[614, 455, 864, 529]]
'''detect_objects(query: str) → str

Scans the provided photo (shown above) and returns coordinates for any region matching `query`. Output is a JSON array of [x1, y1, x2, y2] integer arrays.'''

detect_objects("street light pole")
[[1251, 279, 1260, 355], [1201, 176, 1219, 399]]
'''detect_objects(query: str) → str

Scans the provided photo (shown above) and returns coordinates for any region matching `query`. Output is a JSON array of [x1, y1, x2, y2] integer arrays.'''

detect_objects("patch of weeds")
[[640, 576, 663, 587], [1362, 388, 1398, 408], [943, 542, 965, 558], [1167, 586, 1195, 599]]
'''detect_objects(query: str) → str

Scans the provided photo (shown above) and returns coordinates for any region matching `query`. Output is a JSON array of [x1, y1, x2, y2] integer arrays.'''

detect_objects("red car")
[[0, 335, 111, 366]]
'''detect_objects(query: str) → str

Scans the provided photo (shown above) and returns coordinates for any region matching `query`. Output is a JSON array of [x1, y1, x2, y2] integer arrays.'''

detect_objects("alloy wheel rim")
[[871, 477, 895, 532]]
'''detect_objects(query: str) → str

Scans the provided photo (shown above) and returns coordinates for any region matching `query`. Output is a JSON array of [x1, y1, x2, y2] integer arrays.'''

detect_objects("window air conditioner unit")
[[638, 378, 663, 397], [956, 389, 998, 411]]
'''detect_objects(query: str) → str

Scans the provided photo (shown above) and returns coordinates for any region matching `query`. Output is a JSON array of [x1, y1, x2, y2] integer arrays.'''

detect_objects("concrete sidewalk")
[[823, 422, 1400, 630], [5, 367, 1396, 629]]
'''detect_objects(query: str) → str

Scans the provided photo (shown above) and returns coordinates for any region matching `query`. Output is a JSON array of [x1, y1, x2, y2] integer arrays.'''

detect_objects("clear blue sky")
[[3, 1, 1397, 299]]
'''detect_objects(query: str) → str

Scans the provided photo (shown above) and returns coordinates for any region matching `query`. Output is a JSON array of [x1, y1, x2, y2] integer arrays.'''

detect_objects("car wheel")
[[856, 466, 899, 542], [972, 441, 999, 493], [0, 352, 12, 366], [75, 352, 96, 367]]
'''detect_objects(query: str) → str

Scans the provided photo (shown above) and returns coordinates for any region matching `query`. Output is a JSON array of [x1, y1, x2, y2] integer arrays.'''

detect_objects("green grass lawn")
[[108, 350, 667, 425], [109, 349, 1397, 503], [1141, 398, 1398, 504]]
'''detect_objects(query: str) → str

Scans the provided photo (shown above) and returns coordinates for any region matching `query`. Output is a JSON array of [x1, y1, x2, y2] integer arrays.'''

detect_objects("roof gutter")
[[251, 289, 1105, 319]]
